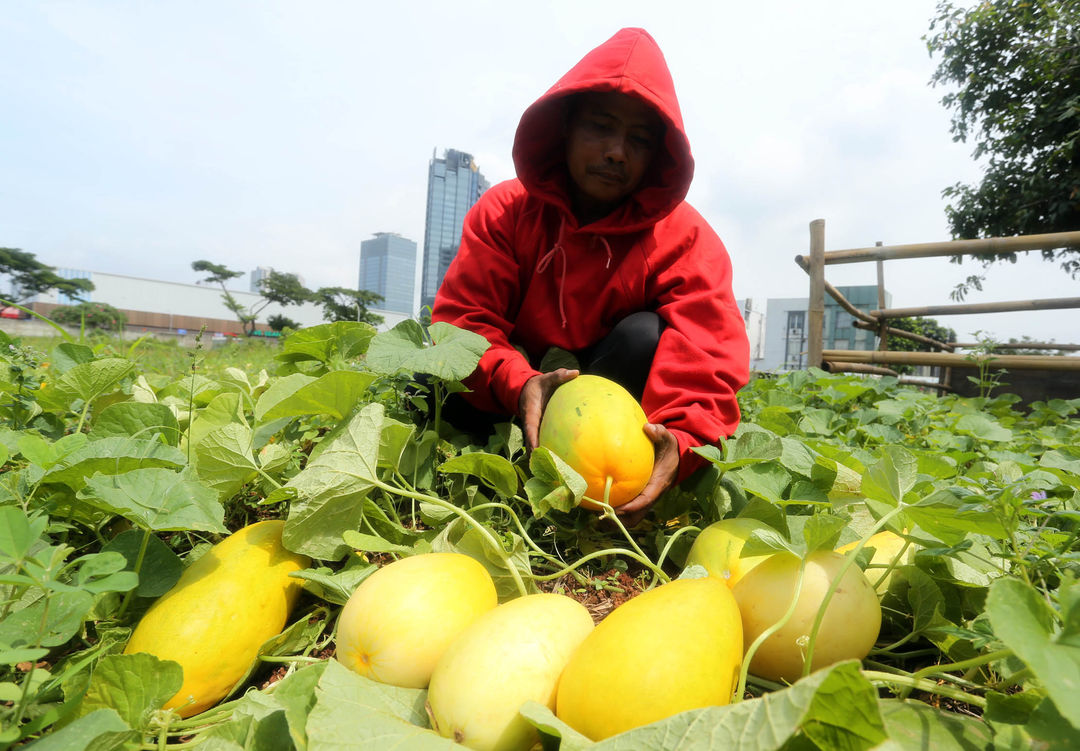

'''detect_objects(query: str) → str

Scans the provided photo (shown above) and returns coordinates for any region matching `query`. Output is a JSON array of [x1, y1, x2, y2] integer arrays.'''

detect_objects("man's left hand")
[[615, 423, 679, 527]]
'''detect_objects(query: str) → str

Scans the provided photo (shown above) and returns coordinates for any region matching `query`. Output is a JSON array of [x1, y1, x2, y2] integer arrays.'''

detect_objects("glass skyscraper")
[[420, 149, 489, 313], [359, 232, 418, 316]]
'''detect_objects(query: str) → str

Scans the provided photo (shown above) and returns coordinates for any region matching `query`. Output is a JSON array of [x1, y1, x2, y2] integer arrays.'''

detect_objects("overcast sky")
[[2, 1, 1076, 345]]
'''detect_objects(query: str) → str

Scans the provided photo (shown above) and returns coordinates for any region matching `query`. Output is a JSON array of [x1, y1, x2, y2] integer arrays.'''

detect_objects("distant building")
[[735, 298, 766, 366], [27, 268, 408, 336], [250, 266, 274, 293], [761, 286, 889, 372], [420, 148, 489, 313], [250, 266, 305, 293], [359, 233, 417, 316]]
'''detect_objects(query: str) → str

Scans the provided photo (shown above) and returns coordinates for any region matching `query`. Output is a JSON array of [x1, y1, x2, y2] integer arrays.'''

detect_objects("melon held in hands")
[[538, 374, 654, 508]]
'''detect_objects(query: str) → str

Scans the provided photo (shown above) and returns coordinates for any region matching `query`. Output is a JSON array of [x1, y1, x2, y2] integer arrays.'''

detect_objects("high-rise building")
[[419, 148, 489, 313], [250, 266, 273, 293], [359, 232, 417, 316]]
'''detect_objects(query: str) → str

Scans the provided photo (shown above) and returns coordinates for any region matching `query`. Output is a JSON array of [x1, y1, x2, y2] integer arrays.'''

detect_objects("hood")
[[512, 28, 694, 233]]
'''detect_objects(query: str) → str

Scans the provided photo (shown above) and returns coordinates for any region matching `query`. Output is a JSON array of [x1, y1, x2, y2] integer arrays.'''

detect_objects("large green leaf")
[[90, 402, 181, 446], [22, 709, 139, 751], [48, 357, 135, 406], [439, 452, 519, 499], [78, 467, 227, 533], [0, 590, 94, 648], [195, 422, 260, 499], [79, 653, 184, 731], [283, 404, 386, 560], [42, 437, 186, 491], [364, 320, 489, 381], [257, 370, 376, 423], [987, 577, 1080, 729], [304, 659, 459, 749]]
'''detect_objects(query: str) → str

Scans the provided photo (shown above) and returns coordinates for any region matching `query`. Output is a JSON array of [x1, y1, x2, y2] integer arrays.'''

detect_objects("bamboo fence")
[[794, 221, 1080, 389]]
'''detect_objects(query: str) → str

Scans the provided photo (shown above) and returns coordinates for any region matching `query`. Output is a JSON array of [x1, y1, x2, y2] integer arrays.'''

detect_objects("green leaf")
[[195, 422, 260, 499], [90, 402, 181, 446], [860, 446, 918, 506], [878, 698, 994, 750], [42, 437, 187, 491], [186, 392, 246, 455], [48, 342, 96, 373], [987, 577, 1080, 728], [22, 708, 139, 751], [727, 462, 790, 504], [905, 489, 1009, 546], [0, 590, 94, 648], [276, 321, 376, 367], [283, 404, 385, 560], [341, 530, 414, 556], [49, 357, 135, 405], [257, 370, 376, 423], [78, 468, 227, 533], [80, 653, 184, 731], [439, 452, 519, 499], [525, 447, 586, 516], [364, 320, 489, 381], [954, 413, 1013, 443], [101, 529, 183, 598], [74, 552, 138, 594], [305, 659, 458, 749], [802, 513, 848, 553], [0, 505, 48, 562]]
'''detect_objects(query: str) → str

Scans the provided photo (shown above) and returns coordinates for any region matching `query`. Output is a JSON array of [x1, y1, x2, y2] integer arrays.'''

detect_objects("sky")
[[1, 0, 1077, 345]]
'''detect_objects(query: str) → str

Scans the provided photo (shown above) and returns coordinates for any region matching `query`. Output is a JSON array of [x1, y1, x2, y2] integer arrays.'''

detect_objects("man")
[[432, 28, 750, 523]]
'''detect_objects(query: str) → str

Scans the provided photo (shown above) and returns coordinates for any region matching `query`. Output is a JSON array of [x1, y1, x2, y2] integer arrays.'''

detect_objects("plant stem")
[[734, 558, 807, 702], [803, 506, 905, 678], [115, 527, 152, 620], [862, 670, 988, 710], [364, 476, 529, 597]]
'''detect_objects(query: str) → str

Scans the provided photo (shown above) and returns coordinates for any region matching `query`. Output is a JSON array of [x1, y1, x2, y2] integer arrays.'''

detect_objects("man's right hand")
[[519, 368, 579, 452]]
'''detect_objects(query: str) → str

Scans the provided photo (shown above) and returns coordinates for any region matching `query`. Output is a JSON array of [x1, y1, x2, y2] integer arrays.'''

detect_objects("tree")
[[926, 0, 1080, 298], [51, 302, 127, 332], [1, 247, 95, 303], [192, 261, 310, 336], [311, 287, 385, 326], [267, 313, 300, 332], [887, 316, 957, 375]]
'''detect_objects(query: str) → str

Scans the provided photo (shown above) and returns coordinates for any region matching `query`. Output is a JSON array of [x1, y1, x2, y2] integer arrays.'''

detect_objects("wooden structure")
[[795, 220, 1080, 392]]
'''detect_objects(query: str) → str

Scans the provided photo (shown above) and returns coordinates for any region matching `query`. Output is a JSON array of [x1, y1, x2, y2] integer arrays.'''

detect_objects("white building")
[[30, 269, 409, 336]]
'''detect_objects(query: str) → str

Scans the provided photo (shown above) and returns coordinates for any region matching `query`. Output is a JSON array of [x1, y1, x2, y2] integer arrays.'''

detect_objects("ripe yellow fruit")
[[556, 577, 743, 740], [836, 530, 914, 594], [538, 375, 654, 508], [335, 552, 497, 688], [732, 551, 881, 683], [684, 517, 774, 587], [427, 593, 594, 751], [124, 520, 310, 718]]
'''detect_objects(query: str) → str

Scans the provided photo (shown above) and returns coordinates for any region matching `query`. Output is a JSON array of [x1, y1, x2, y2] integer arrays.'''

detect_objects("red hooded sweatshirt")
[[432, 28, 750, 481]]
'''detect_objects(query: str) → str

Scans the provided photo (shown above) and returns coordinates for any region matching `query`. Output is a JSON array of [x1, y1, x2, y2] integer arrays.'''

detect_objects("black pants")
[[439, 311, 664, 437]]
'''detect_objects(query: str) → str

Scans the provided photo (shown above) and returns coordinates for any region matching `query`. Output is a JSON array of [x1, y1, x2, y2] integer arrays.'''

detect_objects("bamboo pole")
[[853, 320, 954, 351], [875, 243, 888, 351], [807, 220, 826, 369], [872, 297, 1080, 320], [823, 361, 898, 376], [820, 230, 1080, 265], [822, 349, 1080, 371], [794, 255, 878, 324], [951, 341, 1080, 352]]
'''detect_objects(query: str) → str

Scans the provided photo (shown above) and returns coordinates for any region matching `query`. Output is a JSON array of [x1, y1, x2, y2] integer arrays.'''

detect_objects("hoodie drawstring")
[[536, 215, 570, 328], [536, 219, 615, 329]]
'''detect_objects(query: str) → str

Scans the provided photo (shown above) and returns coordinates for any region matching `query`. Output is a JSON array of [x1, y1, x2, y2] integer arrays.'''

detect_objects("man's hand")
[[519, 368, 579, 452], [615, 423, 679, 527]]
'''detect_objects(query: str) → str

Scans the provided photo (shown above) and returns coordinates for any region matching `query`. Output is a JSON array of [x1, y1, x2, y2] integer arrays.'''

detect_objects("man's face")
[[565, 92, 662, 220]]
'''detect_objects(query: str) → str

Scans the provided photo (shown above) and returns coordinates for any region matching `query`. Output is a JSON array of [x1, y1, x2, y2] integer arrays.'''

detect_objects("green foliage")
[[1, 329, 1079, 746], [0, 247, 94, 303], [926, 0, 1080, 296], [50, 302, 128, 332], [311, 286, 385, 326], [192, 261, 311, 337]]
